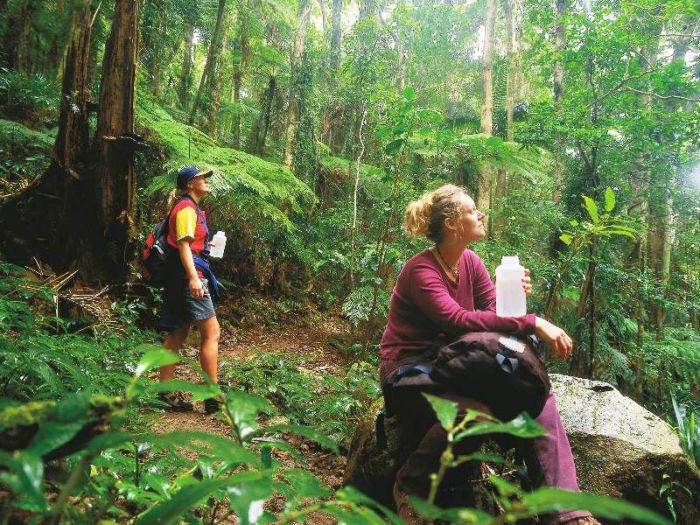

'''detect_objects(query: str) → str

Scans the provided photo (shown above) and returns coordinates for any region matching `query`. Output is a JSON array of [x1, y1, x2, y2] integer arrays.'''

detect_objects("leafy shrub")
[[0, 68, 59, 123], [222, 352, 380, 446]]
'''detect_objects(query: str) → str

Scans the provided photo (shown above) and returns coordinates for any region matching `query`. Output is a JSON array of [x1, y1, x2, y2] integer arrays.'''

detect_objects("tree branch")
[[625, 87, 695, 101]]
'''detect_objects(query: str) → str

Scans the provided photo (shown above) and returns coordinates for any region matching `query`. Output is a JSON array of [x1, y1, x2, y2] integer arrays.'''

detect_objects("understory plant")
[[413, 394, 673, 525]]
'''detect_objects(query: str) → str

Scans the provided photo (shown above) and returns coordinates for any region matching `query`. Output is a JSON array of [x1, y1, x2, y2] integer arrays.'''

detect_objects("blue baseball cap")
[[176, 165, 213, 189]]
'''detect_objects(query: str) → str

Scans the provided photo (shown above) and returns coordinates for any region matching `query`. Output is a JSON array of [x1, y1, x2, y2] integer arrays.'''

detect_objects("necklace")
[[434, 246, 460, 280]]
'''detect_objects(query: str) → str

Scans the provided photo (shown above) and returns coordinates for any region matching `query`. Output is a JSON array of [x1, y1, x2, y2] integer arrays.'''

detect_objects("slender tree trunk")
[[231, 0, 251, 149], [503, 0, 520, 142], [330, 0, 341, 72], [348, 105, 367, 290], [93, 0, 141, 281], [552, 0, 566, 202], [189, 0, 228, 125], [283, 0, 312, 166], [209, 25, 229, 140], [655, 185, 674, 341], [652, 21, 694, 340], [246, 75, 276, 155], [477, 0, 496, 228], [179, 26, 195, 109]]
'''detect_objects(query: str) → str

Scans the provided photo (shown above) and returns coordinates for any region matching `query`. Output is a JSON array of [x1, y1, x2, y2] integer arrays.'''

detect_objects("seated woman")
[[380, 184, 599, 525]]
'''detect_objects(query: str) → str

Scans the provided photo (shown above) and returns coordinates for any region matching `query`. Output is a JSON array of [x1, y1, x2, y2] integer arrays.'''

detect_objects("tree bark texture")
[[179, 26, 195, 109], [477, 0, 496, 225], [231, 0, 251, 149], [552, 0, 566, 202], [283, 0, 312, 166], [245, 75, 276, 155], [0, 1, 100, 273], [503, 0, 520, 142], [91, 0, 141, 280], [209, 24, 230, 140], [189, 0, 228, 125], [330, 0, 342, 72]]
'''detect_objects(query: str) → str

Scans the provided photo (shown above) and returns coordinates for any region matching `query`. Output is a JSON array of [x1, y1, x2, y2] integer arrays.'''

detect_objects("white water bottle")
[[209, 231, 227, 258], [496, 255, 526, 317]]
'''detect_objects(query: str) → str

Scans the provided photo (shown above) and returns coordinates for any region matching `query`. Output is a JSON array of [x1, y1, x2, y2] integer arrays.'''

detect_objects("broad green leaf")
[[0, 451, 46, 510], [403, 86, 416, 101], [257, 440, 303, 462], [422, 393, 457, 431], [453, 451, 509, 466], [604, 187, 615, 212], [134, 347, 180, 378], [145, 431, 259, 466], [27, 419, 86, 457], [225, 391, 273, 440], [134, 477, 238, 525], [582, 196, 599, 224], [87, 432, 137, 453], [281, 469, 330, 499], [489, 475, 522, 498], [336, 486, 404, 525], [384, 139, 405, 156], [225, 471, 273, 525], [126, 347, 180, 399], [52, 391, 91, 422], [257, 423, 338, 454], [521, 488, 672, 525], [560, 233, 573, 245], [455, 413, 545, 441], [147, 379, 217, 401]]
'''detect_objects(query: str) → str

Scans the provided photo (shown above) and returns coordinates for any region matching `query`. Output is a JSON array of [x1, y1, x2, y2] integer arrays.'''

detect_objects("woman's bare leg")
[[193, 316, 220, 383], [160, 324, 191, 381]]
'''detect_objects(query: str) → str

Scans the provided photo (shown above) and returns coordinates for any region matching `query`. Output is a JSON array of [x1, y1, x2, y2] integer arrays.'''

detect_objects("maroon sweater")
[[379, 249, 536, 384]]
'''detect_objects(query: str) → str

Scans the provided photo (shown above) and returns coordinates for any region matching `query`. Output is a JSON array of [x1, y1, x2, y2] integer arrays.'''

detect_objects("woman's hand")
[[188, 277, 204, 299], [535, 316, 573, 359], [522, 268, 532, 295]]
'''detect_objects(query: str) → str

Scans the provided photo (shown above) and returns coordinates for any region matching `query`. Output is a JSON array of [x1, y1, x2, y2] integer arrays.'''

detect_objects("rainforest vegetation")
[[0, 0, 698, 523]]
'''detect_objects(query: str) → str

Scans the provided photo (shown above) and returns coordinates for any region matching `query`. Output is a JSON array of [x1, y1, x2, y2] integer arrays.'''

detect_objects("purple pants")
[[390, 387, 590, 523]]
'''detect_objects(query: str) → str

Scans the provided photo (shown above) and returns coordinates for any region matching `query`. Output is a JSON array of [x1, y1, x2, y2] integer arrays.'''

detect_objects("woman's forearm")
[[177, 241, 198, 281]]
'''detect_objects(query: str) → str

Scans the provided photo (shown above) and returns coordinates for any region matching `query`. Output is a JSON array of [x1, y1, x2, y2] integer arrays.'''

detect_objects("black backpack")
[[139, 196, 198, 285]]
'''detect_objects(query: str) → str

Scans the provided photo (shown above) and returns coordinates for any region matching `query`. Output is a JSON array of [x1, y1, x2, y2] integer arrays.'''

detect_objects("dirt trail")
[[149, 314, 356, 509]]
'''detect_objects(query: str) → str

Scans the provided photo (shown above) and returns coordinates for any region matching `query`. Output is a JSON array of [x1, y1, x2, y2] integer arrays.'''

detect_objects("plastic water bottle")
[[209, 231, 227, 258], [496, 256, 526, 317]]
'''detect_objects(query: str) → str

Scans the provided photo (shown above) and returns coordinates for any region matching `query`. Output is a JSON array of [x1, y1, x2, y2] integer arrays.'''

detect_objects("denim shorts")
[[159, 277, 216, 331]]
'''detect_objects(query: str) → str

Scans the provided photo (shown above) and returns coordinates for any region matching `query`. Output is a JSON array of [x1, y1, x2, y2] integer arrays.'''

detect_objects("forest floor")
[[146, 305, 360, 523]]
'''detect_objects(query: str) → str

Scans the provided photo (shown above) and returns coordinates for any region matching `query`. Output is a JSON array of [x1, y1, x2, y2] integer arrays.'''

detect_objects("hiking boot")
[[158, 391, 194, 412], [393, 482, 422, 525], [204, 397, 221, 414]]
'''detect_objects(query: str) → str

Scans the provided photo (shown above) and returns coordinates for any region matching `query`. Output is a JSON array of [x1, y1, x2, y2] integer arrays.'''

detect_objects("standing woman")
[[381, 185, 599, 524], [158, 166, 221, 414]]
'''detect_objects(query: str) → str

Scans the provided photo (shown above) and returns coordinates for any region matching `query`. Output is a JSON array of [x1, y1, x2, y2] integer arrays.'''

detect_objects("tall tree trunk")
[[189, 0, 228, 125], [92, 0, 141, 281], [246, 75, 276, 155], [503, 0, 520, 142], [477, 0, 496, 228], [283, 0, 312, 167], [179, 26, 195, 109], [652, 21, 694, 340], [0, 0, 141, 282], [231, 0, 251, 149], [209, 25, 229, 140], [0, 0, 96, 267], [330, 0, 341, 72], [552, 0, 566, 202]]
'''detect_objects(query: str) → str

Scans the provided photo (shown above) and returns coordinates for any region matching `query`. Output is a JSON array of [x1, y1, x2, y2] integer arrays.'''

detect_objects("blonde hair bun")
[[403, 184, 469, 243]]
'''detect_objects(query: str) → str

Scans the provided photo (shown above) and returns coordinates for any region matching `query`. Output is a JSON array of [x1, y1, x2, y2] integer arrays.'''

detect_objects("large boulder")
[[343, 374, 700, 522]]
